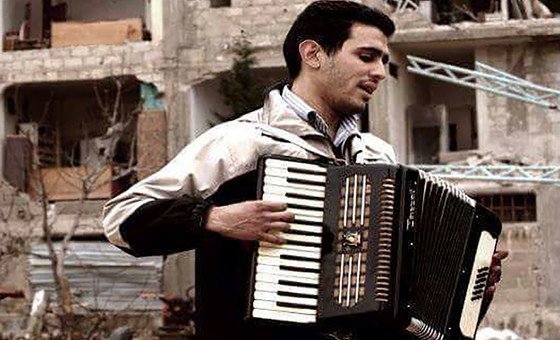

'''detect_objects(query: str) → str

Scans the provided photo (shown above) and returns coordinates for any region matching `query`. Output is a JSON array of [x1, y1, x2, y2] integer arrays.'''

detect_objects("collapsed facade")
[[0, 0, 559, 337]]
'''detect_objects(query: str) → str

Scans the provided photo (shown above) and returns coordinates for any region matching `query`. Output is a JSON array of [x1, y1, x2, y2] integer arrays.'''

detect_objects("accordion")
[[247, 155, 502, 340]]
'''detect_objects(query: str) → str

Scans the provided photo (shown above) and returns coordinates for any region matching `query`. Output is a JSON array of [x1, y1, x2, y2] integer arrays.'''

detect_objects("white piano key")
[[255, 272, 320, 286], [262, 193, 324, 209], [253, 300, 317, 316], [254, 291, 317, 307], [288, 223, 323, 235], [257, 255, 320, 270], [265, 159, 326, 173], [258, 246, 321, 260], [282, 233, 322, 245], [287, 207, 323, 219], [262, 184, 325, 199], [257, 264, 320, 280], [252, 308, 316, 323], [264, 177, 325, 193], [255, 282, 319, 296], [265, 167, 326, 183], [259, 242, 321, 254]]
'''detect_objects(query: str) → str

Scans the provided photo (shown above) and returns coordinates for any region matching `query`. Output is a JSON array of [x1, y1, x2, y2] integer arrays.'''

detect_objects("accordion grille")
[[333, 174, 371, 307], [375, 177, 396, 303], [408, 174, 476, 334]]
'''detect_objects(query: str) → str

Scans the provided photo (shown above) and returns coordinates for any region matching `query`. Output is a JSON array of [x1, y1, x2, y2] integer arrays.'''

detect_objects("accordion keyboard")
[[252, 157, 327, 323]]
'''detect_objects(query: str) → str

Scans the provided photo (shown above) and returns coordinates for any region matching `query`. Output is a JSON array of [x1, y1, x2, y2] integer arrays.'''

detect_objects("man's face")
[[317, 23, 389, 116]]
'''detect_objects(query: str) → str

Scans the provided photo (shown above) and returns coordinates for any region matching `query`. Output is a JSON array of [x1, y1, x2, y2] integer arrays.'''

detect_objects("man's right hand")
[[206, 200, 294, 244]]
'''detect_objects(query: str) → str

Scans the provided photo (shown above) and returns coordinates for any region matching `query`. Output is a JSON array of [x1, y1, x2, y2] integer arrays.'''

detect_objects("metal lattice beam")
[[416, 165, 560, 184], [407, 55, 560, 110], [385, 0, 418, 13]]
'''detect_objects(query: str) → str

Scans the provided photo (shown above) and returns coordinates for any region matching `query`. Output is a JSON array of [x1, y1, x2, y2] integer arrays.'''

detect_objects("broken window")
[[3, 0, 150, 51], [474, 192, 537, 222], [404, 50, 478, 164], [3, 76, 141, 200], [412, 0, 557, 26], [210, 0, 231, 8], [191, 67, 287, 138]]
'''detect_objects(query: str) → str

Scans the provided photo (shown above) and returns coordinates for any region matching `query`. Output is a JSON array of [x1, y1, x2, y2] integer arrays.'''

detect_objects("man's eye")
[[359, 54, 374, 62], [382, 55, 390, 65]]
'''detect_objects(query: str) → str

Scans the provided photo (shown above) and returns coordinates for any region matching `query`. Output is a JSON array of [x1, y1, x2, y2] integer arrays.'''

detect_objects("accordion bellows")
[[247, 155, 502, 340]]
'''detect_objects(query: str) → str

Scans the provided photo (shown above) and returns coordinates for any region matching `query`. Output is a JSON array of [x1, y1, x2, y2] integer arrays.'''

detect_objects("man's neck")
[[291, 79, 340, 139]]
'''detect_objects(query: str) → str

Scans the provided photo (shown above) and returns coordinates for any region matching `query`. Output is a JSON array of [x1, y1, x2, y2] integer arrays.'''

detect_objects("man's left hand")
[[485, 250, 509, 302]]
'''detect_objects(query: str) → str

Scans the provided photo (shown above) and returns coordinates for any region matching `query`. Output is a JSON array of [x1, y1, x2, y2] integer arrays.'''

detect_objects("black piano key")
[[287, 178, 325, 187], [280, 265, 320, 274], [276, 301, 317, 310], [292, 218, 323, 227], [285, 239, 321, 248], [278, 291, 317, 299], [286, 192, 325, 201], [287, 167, 327, 176], [278, 280, 319, 289], [288, 203, 324, 212], [280, 254, 321, 263]]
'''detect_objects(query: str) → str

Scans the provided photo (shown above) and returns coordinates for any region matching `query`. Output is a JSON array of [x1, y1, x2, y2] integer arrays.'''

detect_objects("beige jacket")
[[102, 89, 396, 249]]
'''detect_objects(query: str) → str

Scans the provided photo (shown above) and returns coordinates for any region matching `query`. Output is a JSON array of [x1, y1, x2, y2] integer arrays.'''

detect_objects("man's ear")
[[298, 40, 323, 70]]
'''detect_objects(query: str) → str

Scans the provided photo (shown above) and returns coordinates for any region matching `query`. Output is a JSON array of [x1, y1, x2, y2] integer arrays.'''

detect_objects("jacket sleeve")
[[118, 195, 212, 256], [102, 122, 264, 254]]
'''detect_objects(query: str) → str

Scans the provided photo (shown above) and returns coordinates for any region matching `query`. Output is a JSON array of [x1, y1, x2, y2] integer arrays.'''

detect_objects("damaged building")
[[0, 0, 559, 338]]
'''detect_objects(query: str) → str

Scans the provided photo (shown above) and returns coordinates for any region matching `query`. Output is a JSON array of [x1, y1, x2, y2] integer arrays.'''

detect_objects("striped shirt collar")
[[281, 85, 359, 147]]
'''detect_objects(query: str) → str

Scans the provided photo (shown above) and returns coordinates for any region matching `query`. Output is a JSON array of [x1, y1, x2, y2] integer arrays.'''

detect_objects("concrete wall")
[[0, 42, 163, 84], [370, 50, 429, 163], [478, 183, 560, 338], [476, 42, 560, 164]]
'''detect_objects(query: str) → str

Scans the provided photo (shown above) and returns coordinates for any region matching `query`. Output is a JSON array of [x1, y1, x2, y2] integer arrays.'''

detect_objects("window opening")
[[210, 0, 231, 8], [474, 193, 537, 222]]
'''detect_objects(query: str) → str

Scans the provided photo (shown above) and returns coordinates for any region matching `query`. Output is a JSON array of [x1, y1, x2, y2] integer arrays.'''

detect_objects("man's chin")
[[343, 103, 367, 116]]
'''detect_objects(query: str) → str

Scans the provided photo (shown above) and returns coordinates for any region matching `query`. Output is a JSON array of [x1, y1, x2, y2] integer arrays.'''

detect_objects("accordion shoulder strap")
[[252, 123, 332, 159]]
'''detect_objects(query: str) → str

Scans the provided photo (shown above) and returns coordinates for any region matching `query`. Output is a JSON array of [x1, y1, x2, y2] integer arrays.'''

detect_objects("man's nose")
[[370, 59, 386, 81]]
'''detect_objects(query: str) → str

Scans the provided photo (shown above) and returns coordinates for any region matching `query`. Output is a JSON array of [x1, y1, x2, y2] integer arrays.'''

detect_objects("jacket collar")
[[238, 89, 363, 161], [261, 89, 327, 139]]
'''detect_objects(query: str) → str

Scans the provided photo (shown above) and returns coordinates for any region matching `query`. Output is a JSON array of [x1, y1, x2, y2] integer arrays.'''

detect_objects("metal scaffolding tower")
[[405, 55, 560, 184], [407, 55, 560, 110], [417, 165, 560, 184]]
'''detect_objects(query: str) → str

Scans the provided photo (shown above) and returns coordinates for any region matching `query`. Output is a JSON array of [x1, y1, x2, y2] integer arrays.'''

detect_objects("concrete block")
[[50, 47, 71, 58], [252, 0, 273, 5], [28, 49, 50, 59], [64, 57, 83, 69], [102, 55, 123, 66], [83, 56, 103, 67], [90, 68, 109, 79], [45, 71, 58, 81], [70, 46, 91, 57], [0, 53, 14, 63], [61, 71, 79, 80], [126, 52, 144, 65], [9, 61, 24, 70], [130, 41, 153, 52], [44, 58, 64, 70], [14, 73, 33, 82], [226, 7, 243, 16], [144, 50, 163, 63], [79, 71, 92, 79], [92, 44, 113, 56], [23, 59, 43, 71]]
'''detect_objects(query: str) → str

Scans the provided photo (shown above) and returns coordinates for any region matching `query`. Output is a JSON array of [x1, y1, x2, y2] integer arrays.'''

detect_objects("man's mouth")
[[359, 81, 377, 95]]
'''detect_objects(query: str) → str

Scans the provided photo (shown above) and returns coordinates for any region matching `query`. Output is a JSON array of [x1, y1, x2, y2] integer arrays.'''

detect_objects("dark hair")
[[283, 1, 395, 80]]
